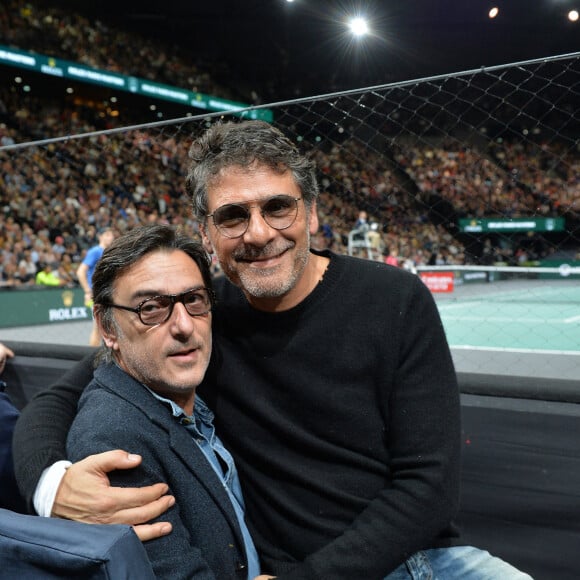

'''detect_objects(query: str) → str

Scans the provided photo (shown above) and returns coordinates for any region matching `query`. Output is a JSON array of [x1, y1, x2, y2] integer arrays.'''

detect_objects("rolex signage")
[[0, 287, 89, 328]]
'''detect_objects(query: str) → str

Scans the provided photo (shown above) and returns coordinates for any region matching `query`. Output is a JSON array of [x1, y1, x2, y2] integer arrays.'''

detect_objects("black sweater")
[[14, 250, 461, 579]]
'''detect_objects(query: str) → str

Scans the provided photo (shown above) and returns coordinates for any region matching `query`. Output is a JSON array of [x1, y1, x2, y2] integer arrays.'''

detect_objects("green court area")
[[435, 280, 580, 353]]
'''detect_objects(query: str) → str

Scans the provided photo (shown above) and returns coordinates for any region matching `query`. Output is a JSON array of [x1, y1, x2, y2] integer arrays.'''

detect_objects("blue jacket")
[[67, 363, 250, 580], [0, 388, 26, 512]]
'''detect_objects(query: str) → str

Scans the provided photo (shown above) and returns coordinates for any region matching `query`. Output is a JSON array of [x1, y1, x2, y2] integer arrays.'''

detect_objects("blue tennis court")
[[438, 281, 580, 351], [433, 278, 580, 381]]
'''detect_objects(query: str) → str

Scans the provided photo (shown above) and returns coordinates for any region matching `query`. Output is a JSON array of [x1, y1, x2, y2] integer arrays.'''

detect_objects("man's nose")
[[169, 301, 195, 335], [242, 207, 276, 244]]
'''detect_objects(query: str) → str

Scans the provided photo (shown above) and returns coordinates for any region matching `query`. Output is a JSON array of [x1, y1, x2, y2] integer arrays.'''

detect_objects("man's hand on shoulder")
[[53, 449, 175, 541], [0, 343, 14, 375]]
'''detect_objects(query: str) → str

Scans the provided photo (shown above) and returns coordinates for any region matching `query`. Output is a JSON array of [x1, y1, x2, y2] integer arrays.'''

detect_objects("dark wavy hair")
[[186, 120, 319, 222]]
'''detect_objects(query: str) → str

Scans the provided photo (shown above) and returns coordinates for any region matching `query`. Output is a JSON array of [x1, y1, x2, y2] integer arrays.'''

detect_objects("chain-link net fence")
[[1, 52, 579, 379]]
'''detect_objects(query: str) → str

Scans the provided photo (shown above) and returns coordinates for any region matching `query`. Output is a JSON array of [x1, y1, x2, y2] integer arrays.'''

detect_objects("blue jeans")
[[385, 546, 534, 579]]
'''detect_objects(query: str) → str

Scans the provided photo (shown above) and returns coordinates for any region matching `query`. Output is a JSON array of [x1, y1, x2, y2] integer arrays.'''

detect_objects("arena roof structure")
[[47, 0, 580, 100]]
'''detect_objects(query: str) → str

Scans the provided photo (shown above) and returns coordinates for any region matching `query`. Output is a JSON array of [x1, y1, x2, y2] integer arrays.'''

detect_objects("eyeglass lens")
[[139, 288, 211, 325], [211, 195, 299, 237]]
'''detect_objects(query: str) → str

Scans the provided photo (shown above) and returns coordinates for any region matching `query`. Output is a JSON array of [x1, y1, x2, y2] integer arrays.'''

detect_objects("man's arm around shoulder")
[[12, 352, 174, 540]]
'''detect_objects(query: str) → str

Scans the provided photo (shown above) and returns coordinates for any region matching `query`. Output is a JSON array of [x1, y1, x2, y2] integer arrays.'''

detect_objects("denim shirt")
[[147, 388, 260, 580]]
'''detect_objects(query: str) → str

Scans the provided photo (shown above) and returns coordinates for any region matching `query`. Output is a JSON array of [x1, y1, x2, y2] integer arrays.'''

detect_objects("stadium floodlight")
[[568, 10, 579, 22], [489, 7, 499, 19], [348, 16, 370, 37]]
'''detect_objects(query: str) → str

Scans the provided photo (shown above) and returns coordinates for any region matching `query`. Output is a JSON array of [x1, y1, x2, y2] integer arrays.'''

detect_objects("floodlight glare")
[[348, 17, 369, 37], [568, 10, 579, 22]]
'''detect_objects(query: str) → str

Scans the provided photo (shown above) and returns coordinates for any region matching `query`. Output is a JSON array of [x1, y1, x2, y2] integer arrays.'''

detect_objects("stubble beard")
[[224, 234, 311, 299]]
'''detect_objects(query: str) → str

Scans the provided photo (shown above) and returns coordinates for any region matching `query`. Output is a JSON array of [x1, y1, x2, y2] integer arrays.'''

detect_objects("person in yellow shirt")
[[35, 262, 65, 287]]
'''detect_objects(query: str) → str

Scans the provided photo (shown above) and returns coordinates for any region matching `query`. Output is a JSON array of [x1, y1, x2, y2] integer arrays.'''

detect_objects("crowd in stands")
[[394, 139, 579, 222], [1, 1, 578, 289], [0, 100, 202, 288], [2, 83, 578, 289], [309, 140, 468, 268], [0, 0, 244, 103]]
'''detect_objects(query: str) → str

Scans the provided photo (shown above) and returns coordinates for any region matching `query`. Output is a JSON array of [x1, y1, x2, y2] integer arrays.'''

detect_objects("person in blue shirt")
[[66, 223, 266, 580], [76, 227, 115, 346]]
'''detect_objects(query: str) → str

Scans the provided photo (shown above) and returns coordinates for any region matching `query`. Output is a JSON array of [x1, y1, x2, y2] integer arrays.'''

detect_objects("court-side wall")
[[3, 339, 580, 580]]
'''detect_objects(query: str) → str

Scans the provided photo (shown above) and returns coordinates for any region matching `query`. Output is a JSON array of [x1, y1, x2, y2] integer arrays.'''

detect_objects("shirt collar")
[[142, 384, 214, 426]]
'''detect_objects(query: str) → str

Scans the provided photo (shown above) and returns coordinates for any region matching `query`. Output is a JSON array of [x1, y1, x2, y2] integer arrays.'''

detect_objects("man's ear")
[[308, 200, 319, 236], [95, 310, 119, 351], [199, 223, 214, 254]]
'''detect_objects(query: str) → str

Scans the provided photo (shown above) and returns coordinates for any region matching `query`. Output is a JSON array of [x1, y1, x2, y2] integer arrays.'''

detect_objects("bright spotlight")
[[569, 10, 579, 22], [348, 16, 369, 37], [489, 7, 499, 19]]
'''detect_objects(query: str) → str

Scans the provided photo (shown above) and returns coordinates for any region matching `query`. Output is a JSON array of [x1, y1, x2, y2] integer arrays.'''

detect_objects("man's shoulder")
[[84, 364, 138, 403], [88, 365, 171, 419], [76, 368, 155, 429], [332, 252, 419, 287]]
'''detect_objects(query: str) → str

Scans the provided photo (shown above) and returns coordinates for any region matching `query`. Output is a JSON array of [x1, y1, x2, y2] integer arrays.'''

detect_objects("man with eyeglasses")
[[14, 122, 531, 579], [64, 223, 264, 580]]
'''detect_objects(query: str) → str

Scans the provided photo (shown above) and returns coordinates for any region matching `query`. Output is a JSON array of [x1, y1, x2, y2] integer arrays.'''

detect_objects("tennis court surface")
[[433, 276, 580, 381]]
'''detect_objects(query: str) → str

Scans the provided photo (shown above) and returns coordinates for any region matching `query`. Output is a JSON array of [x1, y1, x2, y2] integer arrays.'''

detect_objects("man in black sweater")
[[13, 121, 532, 579]]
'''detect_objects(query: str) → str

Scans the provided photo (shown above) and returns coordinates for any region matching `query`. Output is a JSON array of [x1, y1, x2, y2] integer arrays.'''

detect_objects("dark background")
[[43, 0, 580, 101]]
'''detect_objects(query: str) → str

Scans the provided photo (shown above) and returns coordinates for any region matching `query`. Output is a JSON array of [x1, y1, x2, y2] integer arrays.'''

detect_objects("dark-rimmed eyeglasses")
[[207, 195, 302, 238], [102, 287, 214, 326]]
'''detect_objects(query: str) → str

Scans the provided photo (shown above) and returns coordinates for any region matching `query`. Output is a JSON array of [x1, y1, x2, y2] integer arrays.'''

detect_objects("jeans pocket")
[[405, 551, 433, 580], [384, 551, 433, 580]]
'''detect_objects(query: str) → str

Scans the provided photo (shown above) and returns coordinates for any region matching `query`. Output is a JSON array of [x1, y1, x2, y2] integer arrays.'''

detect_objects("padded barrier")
[[1, 341, 94, 410], [2, 340, 579, 579], [0, 508, 155, 578]]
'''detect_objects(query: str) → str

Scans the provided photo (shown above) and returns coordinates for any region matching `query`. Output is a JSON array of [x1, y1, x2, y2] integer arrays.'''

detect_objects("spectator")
[[1, 262, 19, 287], [14, 264, 35, 286], [383, 247, 399, 267], [0, 343, 26, 512], [51, 235, 66, 256], [35, 261, 65, 287]]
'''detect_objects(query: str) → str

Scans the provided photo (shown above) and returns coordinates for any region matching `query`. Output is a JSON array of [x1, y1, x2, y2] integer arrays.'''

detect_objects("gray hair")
[[185, 120, 319, 222], [92, 223, 213, 364]]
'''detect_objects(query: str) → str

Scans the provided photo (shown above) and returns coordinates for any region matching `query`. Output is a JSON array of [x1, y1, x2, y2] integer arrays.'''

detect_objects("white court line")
[[437, 301, 485, 311], [439, 285, 580, 306], [450, 345, 580, 356], [564, 315, 580, 323], [443, 315, 568, 324]]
